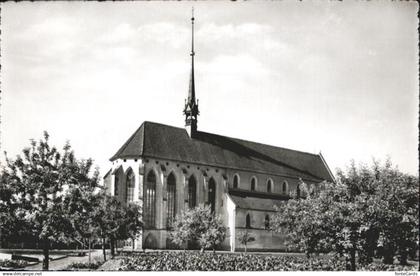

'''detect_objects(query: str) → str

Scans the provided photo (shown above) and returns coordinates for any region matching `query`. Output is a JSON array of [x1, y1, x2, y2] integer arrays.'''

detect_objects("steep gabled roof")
[[110, 121, 334, 182]]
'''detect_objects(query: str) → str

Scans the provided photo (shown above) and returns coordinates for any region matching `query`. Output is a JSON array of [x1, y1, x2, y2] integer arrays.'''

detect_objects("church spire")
[[184, 8, 199, 138]]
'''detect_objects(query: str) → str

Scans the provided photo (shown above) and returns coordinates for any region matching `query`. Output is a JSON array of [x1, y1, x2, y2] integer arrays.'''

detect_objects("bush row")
[[67, 260, 104, 270], [118, 251, 419, 271], [119, 251, 348, 271], [0, 259, 28, 269]]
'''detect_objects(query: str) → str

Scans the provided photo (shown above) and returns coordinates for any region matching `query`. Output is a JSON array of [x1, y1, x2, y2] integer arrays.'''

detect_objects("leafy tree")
[[93, 194, 142, 259], [336, 160, 419, 265], [0, 132, 98, 270], [237, 230, 255, 253], [63, 173, 103, 264], [198, 216, 226, 253], [272, 159, 419, 270], [171, 205, 226, 252]]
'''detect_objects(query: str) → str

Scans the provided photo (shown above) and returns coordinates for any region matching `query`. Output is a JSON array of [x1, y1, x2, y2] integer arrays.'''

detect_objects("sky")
[[1, 1, 418, 178]]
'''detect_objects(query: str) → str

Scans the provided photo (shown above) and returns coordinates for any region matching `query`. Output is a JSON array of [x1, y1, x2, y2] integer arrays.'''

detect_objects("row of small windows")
[[233, 174, 289, 194], [114, 170, 216, 229], [245, 213, 270, 230]]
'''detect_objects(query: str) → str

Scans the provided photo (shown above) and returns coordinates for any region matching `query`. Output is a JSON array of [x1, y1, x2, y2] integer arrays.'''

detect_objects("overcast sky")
[[1, 1, 418, 178]]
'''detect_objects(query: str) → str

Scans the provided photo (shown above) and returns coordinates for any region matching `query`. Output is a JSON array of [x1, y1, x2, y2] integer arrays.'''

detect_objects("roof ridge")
[[197, 129, 319, 158], [143, 121, 319, 157]]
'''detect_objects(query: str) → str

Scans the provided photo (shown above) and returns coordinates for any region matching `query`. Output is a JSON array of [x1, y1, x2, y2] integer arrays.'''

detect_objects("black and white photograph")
[[0, 1, 418, 272]]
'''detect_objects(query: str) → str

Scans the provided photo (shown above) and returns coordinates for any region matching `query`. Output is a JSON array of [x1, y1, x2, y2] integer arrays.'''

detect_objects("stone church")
[[103, 14, 334, 252]]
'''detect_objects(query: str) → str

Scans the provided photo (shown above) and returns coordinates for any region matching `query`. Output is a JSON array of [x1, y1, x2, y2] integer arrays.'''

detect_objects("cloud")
[[99, 22, 189, 49]]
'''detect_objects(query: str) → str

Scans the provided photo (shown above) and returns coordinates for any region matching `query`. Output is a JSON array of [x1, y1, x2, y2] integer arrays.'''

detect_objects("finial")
[[191, 7, 195, 57]]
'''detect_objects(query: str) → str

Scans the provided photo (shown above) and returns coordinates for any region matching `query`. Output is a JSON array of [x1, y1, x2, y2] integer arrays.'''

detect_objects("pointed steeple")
[[188, 7, 196, 103], [184, 8, 199, 138]]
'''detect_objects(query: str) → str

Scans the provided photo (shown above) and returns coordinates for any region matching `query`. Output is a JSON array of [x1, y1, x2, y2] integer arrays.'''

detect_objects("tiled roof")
[[110, 121, 334, 182]]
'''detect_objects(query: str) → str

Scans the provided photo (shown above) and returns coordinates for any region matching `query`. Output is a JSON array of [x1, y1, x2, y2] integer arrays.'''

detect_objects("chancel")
[[103, 12, 334, 252]]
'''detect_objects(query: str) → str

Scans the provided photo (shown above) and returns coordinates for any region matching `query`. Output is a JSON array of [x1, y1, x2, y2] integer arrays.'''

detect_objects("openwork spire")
[[184, 8, 199, 137]]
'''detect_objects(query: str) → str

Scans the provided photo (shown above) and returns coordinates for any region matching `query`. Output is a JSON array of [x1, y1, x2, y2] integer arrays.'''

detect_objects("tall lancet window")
[[282, 181, 288, 194], [296, 184, 301, 198], [167, 173, 177, 228], [126, 169, 135, 202], [188, 175, 197, 209], [145, 170, 157, 229], [114, 174, 119, 196], [267, 179, 273, 193], [251, 177, 257, 191], [246, 214, 251, 229], [208, 178, 216, 213], [233, 174, 239, 189]]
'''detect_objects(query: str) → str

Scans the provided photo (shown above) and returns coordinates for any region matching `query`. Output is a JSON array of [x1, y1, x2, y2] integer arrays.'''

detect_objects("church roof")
[[110, 121, 334, 182]]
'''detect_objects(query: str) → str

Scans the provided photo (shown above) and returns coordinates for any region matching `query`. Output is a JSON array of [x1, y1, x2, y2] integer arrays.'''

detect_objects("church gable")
[[111, 122, 145, 160]]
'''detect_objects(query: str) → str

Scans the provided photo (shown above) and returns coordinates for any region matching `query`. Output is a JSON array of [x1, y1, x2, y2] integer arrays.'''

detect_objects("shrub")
[[0, 259, 28, 269], [67, 260, 103, 270], [237, 231, 256, 253]]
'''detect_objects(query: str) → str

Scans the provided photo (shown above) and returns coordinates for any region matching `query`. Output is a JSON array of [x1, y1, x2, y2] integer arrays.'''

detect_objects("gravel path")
[[26, 250, 104, 271]]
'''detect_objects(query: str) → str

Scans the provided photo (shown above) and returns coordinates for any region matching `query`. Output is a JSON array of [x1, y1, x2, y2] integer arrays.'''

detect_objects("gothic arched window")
[[126, 169, 135, 202], [296, 184, 301, 198], [167, 173, 177, 228], [114, 174, 119, 196], [188, 175, 197, 209], [310, 184, 316, 195], [208, 178, 216, 213], [246, 214, 251, 229], [251, 177, 257, 191], [233, 174, 239, 189], [267, 179, 273, 193], [264, 214, 270, 229], [145, 170, 157, 228], [282, 181, 288, 194]]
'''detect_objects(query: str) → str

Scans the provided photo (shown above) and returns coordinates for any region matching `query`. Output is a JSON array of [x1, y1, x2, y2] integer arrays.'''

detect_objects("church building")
[[103, 13, 334, 252]]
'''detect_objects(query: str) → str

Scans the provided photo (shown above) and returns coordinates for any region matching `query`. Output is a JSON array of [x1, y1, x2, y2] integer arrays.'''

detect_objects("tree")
[[93, 194, 142, 259], [63, 177, 103, 264], [336, 160, 419, 265], [198, 215, 226, 253], [237, 230, 255, 254], [170, 205, 226, 252], [271, 159, 419, 270], [0, 132, 98, 270]]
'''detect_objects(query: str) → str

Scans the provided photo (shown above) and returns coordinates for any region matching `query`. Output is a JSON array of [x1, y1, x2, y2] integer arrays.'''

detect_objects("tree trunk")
[[110, 238, 115, 258], [102, 237, 107, 262], [365, 230, 378, 264], [383, 243, 394, 264], [399, 248, 408, 265], [88, 237, 92, 264], [132, 238, 135, 251], [42, 239, 50, 271], [349, 248, 356, 271], [244, 244, 247, 254]]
